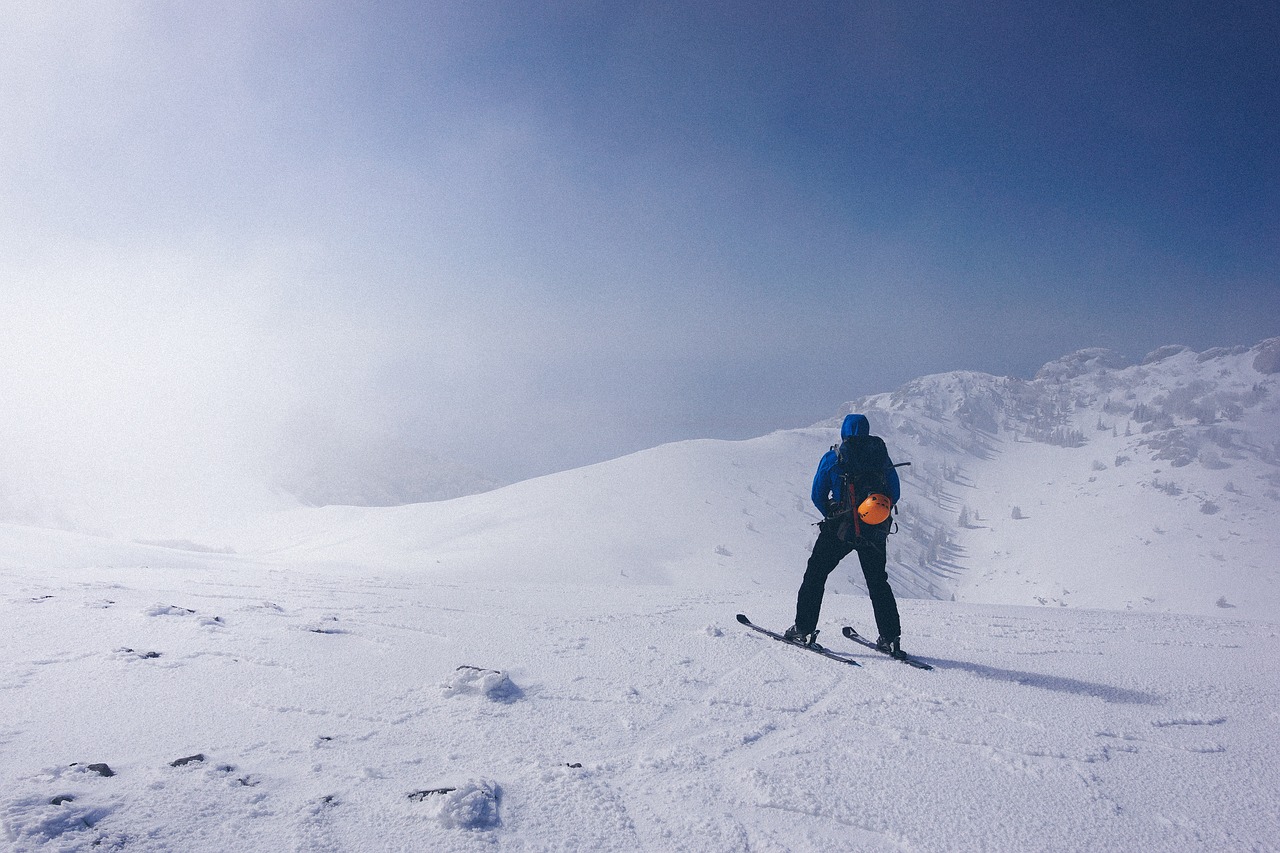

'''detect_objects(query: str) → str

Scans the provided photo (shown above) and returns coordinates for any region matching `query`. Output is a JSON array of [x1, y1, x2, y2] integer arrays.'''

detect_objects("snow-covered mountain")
[[3, 338, 1278, 851], [8, 338, 1275, 619], [829, 338, 1280, 617], [207, 337, 1280, 621]]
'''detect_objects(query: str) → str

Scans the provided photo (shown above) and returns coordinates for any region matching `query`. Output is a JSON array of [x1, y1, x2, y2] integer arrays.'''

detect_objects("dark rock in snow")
[[170, 754, 206, 767]]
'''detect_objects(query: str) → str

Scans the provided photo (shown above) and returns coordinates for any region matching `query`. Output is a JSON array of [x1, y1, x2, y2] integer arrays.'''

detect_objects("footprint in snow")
[[114, 648, 163, 660], [244, 601, 286, 613], [305, 620, 350, 635], [142, 604, 225, 629], [144, 604, 197, 617], [2, 793, 123, 848]]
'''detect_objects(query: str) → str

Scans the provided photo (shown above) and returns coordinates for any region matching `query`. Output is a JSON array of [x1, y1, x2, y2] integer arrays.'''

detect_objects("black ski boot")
[[784, 625, 820, 647], [876, 635, 904, 659]]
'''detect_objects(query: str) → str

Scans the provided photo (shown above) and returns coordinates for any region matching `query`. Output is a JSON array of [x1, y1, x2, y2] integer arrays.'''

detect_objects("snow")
[[3, 339, 1279, 850], [3, 561, 1278, 851]]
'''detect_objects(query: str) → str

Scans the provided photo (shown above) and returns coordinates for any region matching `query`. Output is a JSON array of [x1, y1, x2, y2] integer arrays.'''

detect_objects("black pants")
[[794, 521, 901, 640]]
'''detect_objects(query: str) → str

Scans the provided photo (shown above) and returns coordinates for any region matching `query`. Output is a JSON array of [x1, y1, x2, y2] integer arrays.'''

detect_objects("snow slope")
[[204, 338, 1280, 620], [3, 338, 1279, 850], [212, 429, 833, 588], [2, 550, 1277, 851]]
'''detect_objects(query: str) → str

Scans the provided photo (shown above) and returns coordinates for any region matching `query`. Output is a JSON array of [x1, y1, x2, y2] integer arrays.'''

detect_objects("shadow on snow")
[[925, 658, 1163, 705]]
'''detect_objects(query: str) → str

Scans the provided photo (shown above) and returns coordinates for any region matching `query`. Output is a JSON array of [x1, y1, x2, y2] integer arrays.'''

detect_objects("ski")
[[736, 614, 861, 666], [841, 625, 933, 669]]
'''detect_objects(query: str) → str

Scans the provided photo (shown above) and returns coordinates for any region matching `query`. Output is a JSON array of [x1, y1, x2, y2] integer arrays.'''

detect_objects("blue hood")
[[813, 412, 900, 511], [841, 414, 870, 440]]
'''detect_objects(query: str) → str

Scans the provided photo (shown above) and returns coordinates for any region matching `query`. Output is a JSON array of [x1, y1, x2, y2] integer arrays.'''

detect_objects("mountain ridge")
[[824, 337, 1278, 615], [200, 336, 1279, 620], [4, 338, 1275, 620]]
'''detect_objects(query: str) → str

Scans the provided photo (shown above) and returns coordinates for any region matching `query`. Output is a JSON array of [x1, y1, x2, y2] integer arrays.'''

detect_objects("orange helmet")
[[857, 493, 892, 525]]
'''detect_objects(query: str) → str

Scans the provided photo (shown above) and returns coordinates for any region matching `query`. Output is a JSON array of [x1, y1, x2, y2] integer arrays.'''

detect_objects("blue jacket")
[[811, 414, 901, 514]]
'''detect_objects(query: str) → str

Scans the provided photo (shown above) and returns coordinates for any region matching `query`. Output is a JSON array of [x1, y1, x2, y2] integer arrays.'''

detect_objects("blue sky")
[[3, 1, 1277, 490]]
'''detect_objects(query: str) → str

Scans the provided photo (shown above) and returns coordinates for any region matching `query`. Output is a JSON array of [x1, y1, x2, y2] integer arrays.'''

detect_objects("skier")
[[785, 413, 906, 657]]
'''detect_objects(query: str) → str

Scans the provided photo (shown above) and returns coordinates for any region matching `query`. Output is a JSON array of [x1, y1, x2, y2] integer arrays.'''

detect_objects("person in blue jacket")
[[785, 414, 905, 656]]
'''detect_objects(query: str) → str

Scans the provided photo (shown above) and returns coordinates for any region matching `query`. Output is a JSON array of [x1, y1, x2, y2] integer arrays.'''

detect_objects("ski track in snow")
[[2, 558, 1278, 852]]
